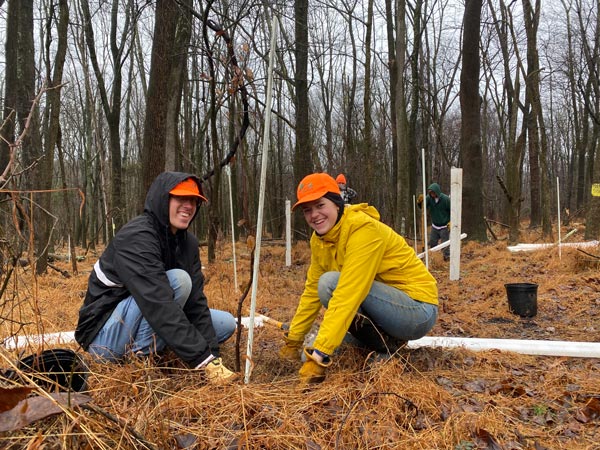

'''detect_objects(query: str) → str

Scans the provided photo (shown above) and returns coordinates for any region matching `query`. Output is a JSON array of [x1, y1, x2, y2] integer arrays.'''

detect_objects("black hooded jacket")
[[75, 172, 218, 367]]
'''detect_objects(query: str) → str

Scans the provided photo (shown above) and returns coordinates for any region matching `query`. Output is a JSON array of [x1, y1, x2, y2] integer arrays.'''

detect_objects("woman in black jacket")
[[75, 172, 236, 382]]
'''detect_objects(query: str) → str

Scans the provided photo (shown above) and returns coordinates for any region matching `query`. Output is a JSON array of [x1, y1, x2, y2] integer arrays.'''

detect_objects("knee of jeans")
[[318, 271, 340, 307], [215, 311, 237, 342], [167, 269, 192, 302]]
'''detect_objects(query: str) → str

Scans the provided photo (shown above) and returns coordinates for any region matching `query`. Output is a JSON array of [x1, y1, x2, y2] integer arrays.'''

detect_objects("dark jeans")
[[429, 225, 449, 258]]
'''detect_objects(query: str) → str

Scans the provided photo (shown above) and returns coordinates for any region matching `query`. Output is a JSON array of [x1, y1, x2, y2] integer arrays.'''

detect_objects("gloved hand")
[[447, 221, 451, 228], [203, 357, 237, 383], [417, 194, 424, 206], [298, 348, 332, 384], [279, 335, 303, 361]]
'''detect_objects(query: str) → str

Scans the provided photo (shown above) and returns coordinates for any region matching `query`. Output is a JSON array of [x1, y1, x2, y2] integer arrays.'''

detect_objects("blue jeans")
[[318, 272, 437, 350], [89, 269, 236, 361]]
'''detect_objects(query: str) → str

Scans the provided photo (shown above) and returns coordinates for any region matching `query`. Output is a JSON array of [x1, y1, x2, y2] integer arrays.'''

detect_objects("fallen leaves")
[[0, 392, 91, 432], [0, 386, 34, 413]]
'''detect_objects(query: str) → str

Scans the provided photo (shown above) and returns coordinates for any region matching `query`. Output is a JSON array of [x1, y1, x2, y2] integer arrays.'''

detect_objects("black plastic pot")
[[505, 283, 538, 317], [7, 348, 88, 392]]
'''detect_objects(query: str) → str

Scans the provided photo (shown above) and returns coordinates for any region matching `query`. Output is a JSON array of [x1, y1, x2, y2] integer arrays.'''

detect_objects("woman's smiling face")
[[301, 196, 339, 235]]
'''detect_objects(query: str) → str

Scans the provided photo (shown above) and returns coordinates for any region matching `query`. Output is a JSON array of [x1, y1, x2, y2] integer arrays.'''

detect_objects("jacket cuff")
[[194, 353, 216, 369], [189, 348, 213, 368]]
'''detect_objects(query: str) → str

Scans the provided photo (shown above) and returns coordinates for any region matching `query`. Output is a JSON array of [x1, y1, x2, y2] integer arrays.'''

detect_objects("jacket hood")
[[346, 203, 380, 221], [144, 171, 202, 230], [318, 203, 380, 244], [427, 183, 442, 196]]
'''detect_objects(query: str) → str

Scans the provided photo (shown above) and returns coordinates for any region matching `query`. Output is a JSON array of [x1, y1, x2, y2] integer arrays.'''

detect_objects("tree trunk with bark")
[[459, 0, 488, 241], [141, 0, 180, 203]]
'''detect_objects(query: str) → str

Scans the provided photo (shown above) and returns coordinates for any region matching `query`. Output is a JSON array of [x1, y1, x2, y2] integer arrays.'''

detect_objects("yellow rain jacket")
[[288, 203, 438, 355]]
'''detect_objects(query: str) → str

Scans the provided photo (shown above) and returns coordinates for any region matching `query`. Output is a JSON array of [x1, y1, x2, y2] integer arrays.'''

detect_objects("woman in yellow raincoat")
[[280, 173, 438, 383]]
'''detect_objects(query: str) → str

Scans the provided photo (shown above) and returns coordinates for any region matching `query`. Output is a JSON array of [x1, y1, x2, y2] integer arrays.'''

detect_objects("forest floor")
[[1, 223, 599, 449]]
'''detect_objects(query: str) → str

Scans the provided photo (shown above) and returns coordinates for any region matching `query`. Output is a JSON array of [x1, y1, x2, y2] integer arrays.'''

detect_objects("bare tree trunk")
[[80, 0, 130, 230], [293, 0, 312, 181], [198, 3, 222, 262], [165, 5, 192, 171], [385, 0, 399, 227], [585, 128, 600, 239], [488, 0, 524, 244], [141, 0, 179, 201], [408, 0, 423, 236], [0, 0, 18, 175], [345, 6, 358, 190], [460, 0, 487, 241], [36, 0, 69, 275], [363, 0, 374, 201], [13, 1, 43, 273], [394, 0, 410, 229], [522, 0, 551, 235], [293, 0, 312, 241]]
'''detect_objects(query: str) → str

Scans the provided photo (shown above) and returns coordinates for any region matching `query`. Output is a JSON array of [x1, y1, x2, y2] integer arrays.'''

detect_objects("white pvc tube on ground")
[[418, 233, 467, 259], [507, 240, 599, 253], [5, 329, 600, 359], [407, 336, 600, 358], [2, 331, 75, 350]]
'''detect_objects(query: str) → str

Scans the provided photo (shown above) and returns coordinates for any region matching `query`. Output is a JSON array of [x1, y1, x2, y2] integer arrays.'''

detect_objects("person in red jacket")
[[280, 173, 438, 383], [75, 172, 236, 382]]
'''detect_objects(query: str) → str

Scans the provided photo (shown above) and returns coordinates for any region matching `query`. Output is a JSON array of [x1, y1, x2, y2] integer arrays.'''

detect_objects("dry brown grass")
[[1, 225, 599, 449]]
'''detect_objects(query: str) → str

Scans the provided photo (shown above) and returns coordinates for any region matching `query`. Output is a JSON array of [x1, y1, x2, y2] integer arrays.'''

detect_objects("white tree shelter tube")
[[5, 330, 600, 359], [417, 233, 467, 259], [2, 331, 75, 350], [244, 16, 278, 384], [407, 336, 600, 358]]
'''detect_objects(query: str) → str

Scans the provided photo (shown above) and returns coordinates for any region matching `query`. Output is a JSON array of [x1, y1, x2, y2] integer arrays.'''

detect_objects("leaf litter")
[[0, 225, 599, 449]]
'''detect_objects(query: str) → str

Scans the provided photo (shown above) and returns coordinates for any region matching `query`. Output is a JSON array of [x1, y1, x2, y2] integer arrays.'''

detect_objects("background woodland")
[[1, 0, 600, 277]]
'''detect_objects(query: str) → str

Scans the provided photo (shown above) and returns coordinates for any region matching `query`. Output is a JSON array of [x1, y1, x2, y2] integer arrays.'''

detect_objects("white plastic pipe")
[[412, 195, 417, 253], [285, 200, 291, 267], [245, 17, 278, 384], [407, 336, 600, 358], [507, 240, 599, 253], [225, 165, 239, 292], [449, 168, 462, 281], [2, 331, 75, 350], [6, 329, 600, 359], [418, 233, 467, 259], [421, 148, 429, 269], [557, 176, 562, 260]]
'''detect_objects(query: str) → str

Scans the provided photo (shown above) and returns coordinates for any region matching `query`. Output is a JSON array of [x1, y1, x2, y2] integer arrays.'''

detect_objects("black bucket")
[[6, 349, 88, 392], [505, 283, 538, 317]]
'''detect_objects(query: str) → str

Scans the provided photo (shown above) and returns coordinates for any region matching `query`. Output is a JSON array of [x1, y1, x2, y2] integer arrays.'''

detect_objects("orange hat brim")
[[170, 179, 208, 202], [292, 188, 330, 210]]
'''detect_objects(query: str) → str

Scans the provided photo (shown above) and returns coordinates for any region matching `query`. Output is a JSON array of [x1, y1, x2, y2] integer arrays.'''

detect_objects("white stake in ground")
[[244, 16, 278, 384], [225, 165, 238, 292], [421, 148, 429, 269], [557, 176, 562, 260], [285, 200, 291, 267], [449, 168, 462, 280], [412, 194, 417, 253]]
